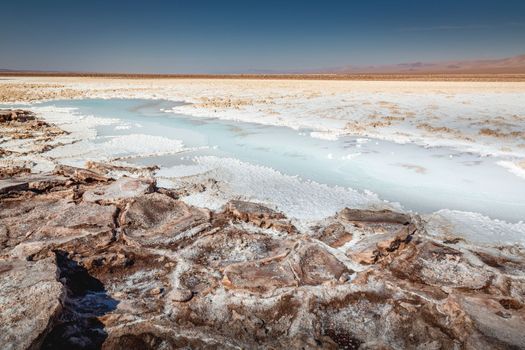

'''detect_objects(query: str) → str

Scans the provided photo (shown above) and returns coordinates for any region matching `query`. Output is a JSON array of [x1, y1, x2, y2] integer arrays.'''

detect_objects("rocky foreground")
[[1, 110, 525, 350]]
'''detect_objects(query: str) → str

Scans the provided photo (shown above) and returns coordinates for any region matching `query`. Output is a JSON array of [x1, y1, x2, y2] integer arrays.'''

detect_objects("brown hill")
[[331, 54, 525, 74]]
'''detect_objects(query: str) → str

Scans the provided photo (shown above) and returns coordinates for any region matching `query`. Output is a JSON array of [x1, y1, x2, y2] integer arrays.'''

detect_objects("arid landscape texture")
[[0, 74, 524, 349]]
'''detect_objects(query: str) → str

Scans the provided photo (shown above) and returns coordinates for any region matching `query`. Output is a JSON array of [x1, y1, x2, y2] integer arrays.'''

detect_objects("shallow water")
[[28, 98, 525, 222]]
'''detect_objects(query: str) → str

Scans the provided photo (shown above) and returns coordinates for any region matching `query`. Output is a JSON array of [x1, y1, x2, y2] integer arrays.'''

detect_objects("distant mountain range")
[[2, 54, 525, 75], [323, 54, 525, 74]]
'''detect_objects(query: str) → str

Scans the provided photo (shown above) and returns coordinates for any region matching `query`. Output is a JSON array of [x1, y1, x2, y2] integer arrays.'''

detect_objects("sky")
[[1, 0, 525, 73]]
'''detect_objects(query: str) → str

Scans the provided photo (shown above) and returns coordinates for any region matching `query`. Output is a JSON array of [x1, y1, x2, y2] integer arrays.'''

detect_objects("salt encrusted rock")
[[338, 207, 411, 224], [121, 192, 211, 248], [315, 222, 353, 248], [347, 223, 416, 264], [1, 170, 524, 349], [0, 174, 69, 195], [388, 240, 495, 289], [222, 242, 351, 292], [54, 164, 110, 183], [86, 160, 160, 177], [0, 257, 65, 350], [458, 295, 525, 348], [0, 166, 30, 179], [83, 176, 156, 205], [0, 109, 65, 158], [223, 200, 297, 233], [0, 193, 116, 255], [0, 178, 29, 195], [0, 109, 36, 123], [170, 288, 193, 302]]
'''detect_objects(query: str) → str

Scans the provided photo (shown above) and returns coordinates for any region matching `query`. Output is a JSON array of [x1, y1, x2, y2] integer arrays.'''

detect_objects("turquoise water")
[[27, 98, 525, 222]]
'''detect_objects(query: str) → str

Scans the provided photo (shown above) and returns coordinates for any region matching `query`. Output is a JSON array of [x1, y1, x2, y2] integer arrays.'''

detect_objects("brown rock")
[[224, 200, 297, 233], [459, 295, 525, 348], [316, 222, 353, 248], [0, 166, 31, 179], [54, 164, 110, 183], [0, 174, 69, 195], [388, 240, 495, 289], [0, 109, 36, 123], [0, 194, 116, 254], [0, 257, 65, 350], [170, 288, 193, 302], [347, 224, 416, 264], [121, 192, 210, 248], [0, 140, 523, 350], [83, 177, 155, 205], [338, 208, 411, 224], [223, 242, 351, 292], [86, 161, 159, 176], [0, 178, 29, 195]]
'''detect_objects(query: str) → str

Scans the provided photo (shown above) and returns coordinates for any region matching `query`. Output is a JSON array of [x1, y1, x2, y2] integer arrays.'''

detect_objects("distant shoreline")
[[2, 71, 525, 82]]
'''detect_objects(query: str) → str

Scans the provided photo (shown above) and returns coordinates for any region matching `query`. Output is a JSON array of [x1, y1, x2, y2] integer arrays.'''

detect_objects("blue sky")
[[1, 0, 524, 73]]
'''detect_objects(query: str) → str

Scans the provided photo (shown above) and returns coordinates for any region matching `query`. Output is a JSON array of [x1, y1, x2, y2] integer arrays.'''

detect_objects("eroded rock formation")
[[1, 110, 524, 349], [1, 168, 524, 349]]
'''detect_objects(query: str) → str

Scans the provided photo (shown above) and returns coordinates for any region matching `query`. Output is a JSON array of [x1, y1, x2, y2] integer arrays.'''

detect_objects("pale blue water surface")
[[15, 98, 525, 222]]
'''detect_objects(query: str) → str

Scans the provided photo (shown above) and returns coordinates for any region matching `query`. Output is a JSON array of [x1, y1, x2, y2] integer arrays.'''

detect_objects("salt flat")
[[1, 76, 524, 242], [2, 77, 525, 157], [2, 76, 525, 349]]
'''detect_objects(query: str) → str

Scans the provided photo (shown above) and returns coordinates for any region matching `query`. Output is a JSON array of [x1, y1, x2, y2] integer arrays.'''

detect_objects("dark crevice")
[[41, 250, 119, 350], [111, 206, 122, 241], [323, 328, 363, 350]]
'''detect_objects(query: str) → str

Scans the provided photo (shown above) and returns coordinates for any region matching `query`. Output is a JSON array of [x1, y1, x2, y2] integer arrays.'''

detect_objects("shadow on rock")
[[41, 250, 119, 350]]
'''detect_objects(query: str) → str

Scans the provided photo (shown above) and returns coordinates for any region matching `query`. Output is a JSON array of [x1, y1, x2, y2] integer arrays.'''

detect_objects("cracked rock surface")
[[1, 110, 525, 349]]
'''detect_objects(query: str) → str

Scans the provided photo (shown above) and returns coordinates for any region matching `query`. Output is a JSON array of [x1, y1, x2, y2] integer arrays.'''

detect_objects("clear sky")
[[1, 0, 525, 73]]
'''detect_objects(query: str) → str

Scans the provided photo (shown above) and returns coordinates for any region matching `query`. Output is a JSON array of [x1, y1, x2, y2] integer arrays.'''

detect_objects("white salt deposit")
[[46, 134, 184, 163], [425, 209, 525, 246], [3, 95, 523, 246], [497, 160, 525, 180], [176, 156, 403, 221]]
